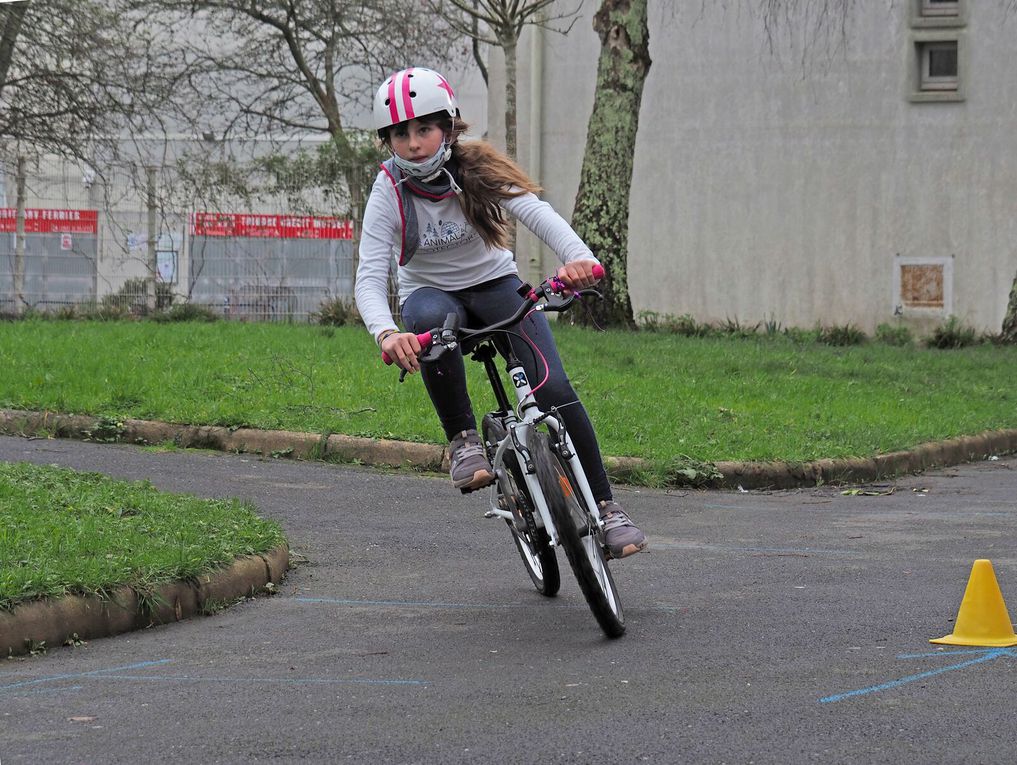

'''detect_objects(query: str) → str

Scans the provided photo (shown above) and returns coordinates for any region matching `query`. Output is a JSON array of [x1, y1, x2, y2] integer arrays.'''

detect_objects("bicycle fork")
[[485, 360, 603, 548]]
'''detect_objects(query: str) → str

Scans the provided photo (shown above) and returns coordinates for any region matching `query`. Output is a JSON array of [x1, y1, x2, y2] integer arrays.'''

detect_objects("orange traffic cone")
[[931, 559, 1017, 647]]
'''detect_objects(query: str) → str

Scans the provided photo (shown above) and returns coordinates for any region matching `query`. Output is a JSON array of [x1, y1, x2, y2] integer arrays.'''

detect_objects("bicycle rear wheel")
[[530, 429, 625, 638], [483, 415, 560, 597]]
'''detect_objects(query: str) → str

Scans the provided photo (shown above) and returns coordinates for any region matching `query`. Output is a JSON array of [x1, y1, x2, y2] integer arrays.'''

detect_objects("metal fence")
[[188, 214, 356, 321], [0, 210, 98, 313], [0, 158, 370, 322]]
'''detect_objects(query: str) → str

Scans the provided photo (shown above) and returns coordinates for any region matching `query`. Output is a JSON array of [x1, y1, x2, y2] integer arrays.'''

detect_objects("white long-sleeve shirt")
[[354, 169, 597, 341]]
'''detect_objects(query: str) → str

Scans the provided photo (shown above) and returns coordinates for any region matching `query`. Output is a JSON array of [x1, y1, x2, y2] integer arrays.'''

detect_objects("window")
[[909, 32, 964, 102], [911, 0, 965, 28], [919, 40, 958, 91], [922, 0, 959, 17]]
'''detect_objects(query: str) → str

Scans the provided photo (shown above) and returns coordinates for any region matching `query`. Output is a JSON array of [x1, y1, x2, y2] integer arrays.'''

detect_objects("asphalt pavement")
[[1, 435, 1016, 764]]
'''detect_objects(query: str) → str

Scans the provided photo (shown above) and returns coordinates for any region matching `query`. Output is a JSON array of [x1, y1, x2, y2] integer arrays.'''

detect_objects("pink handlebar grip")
[[382, 331, 434, 365], [592, 263, 605, 280]]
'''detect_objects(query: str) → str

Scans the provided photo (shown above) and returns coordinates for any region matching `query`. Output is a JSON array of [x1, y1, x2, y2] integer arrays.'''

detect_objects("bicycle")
[[383, 265, 626, 638]]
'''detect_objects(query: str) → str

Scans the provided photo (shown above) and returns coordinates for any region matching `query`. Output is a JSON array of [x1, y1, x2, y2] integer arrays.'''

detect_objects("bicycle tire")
[[530, 429, 625, 638], [482, 415, 560, 597]]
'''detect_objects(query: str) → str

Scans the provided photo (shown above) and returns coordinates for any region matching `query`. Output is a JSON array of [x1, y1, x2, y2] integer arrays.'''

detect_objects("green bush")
[[875, 322, 914, 347], [637, 311, 712, 337], [926, 316, 980, 349], [783, 326, 820, 344], [716, 317, 759, 339], [90, 302, 131, 321], [816, 323, 867, 346], [100, 278, 173, 317], [313, 296, 360, 326], [762, 315, 783, 336], [151, 302, 220, 323], [636, 310, 669, 332]]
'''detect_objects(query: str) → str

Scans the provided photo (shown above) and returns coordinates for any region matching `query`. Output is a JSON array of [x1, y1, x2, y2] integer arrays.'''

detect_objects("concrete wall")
[[499, 1, 1017, 333]]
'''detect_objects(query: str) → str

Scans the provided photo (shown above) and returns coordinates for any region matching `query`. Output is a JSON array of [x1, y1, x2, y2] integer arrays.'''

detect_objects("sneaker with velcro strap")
[[449, 428, 496, 493], [598, 500, 648, 559]]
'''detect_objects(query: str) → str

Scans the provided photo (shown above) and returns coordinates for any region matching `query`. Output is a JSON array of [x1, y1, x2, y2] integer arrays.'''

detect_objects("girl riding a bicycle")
[[354, 67, 647, 559]]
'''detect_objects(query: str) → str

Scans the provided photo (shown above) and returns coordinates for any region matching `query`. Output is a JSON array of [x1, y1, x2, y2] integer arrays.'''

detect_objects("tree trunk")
[[13, 155, 26, 317], [501, 31, 518, 161], [471, 2, 488, 86], [0, 2, 28, 96], [1002, 272, 1017, 343], [146, 166, 158, 314], [499, 30, 519, 256], [569, 0, 650, 329]]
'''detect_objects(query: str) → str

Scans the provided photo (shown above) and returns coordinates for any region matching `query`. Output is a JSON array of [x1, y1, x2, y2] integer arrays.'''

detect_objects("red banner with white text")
[[190, 212, 353, 240], [0, 208, 99, 235]]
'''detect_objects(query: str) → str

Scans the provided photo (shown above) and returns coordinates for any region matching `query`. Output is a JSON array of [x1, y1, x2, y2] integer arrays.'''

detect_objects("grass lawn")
[[0, 461, 286, 611], [2, 319, 1015, 464]]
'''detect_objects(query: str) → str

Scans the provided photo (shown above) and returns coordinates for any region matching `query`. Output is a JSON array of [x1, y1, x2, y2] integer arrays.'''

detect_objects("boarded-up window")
[[900, 263, 945, 308], [894, 255, 953, 315]]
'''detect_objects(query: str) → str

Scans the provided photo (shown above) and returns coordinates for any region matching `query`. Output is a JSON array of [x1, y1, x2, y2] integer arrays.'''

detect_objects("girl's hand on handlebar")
[[381, 331, 422, 373], [556, 259, 605, 292]]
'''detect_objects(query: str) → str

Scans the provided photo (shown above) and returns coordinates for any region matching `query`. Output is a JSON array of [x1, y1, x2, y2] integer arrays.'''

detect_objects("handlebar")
[[382, 264, 605, 367]]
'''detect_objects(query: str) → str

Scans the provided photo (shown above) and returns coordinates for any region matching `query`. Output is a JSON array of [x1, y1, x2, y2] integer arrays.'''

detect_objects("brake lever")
[[542, 293, 577, 312], [419, 343, 447, 364], [534, 277, 576, 311], [397, 341, 447, 383]]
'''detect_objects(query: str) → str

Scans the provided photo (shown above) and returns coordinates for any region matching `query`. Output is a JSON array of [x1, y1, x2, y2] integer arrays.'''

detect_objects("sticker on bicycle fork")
[[512, 372, 527, 388]]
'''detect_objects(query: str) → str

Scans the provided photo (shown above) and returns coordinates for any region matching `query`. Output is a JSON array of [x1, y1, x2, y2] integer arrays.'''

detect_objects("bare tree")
[[0, 0, 170, 163], [0, 0, 176, 315], [134, 1, 467, 178], [430, 0, 580, 159], [570, 0, 858, 328]]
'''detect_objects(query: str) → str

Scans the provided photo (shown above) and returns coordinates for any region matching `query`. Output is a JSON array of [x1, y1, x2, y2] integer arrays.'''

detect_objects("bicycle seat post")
[[470, 339, 513, 417]]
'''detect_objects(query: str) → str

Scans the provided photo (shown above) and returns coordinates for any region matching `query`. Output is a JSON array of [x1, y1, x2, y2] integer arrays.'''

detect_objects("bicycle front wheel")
[[530, 429, 625, 638], [483, 414, 560, 597]]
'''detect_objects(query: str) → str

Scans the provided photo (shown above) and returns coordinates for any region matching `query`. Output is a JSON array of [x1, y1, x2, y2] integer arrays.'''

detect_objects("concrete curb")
[[606, 431, 1017, 489], [2, 408, 1016, 491], [0, 544, 289, 658], [0, 409, 447, 473]]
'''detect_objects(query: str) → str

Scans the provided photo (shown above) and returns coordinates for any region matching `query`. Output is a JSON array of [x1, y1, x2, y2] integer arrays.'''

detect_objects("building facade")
[[494, 0, 1017, 334]]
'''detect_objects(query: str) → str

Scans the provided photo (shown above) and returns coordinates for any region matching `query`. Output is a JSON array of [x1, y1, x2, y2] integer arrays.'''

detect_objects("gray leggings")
[[400, 274, 612, 503]]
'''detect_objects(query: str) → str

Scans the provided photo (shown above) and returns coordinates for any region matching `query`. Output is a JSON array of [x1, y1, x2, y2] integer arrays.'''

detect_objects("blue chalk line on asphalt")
[[293, 595, 685, 613], [0, 659, 172, 693], [95, 674, 426, 686], [0, 657, 426, 694], [296, 596, 530, 610], [820, 648, 1016, 703]]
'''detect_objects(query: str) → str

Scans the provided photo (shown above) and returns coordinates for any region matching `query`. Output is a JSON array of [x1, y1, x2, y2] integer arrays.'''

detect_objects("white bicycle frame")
[[485, 357, 603, 547]]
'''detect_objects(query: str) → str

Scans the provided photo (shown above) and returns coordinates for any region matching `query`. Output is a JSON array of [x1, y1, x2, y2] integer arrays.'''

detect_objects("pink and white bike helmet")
[[373, 67, 459, 131]]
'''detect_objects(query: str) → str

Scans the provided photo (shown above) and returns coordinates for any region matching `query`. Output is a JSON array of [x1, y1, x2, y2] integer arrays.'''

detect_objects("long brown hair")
[[382, 114, 541, 250]]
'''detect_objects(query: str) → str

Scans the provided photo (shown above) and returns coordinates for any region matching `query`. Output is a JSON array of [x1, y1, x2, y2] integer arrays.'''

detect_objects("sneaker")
[[449, 429, 496, 492], [598, 500, 648, 559]]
